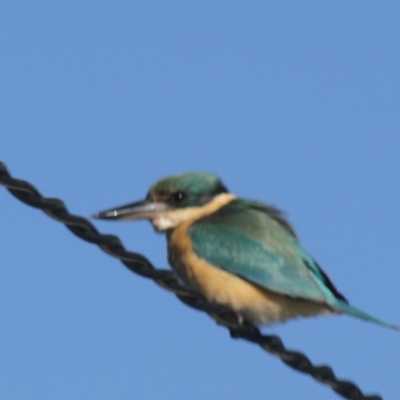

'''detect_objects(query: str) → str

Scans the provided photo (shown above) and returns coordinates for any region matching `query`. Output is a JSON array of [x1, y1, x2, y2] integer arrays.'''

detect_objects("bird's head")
[[93, 172, 234, 231]]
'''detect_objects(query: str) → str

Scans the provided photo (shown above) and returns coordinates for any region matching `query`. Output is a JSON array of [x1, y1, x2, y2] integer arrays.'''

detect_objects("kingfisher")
[[93, 172, 397, 330]]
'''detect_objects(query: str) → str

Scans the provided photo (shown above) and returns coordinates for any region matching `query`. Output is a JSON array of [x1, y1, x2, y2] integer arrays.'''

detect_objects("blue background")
[[1, 2, 399, 399]]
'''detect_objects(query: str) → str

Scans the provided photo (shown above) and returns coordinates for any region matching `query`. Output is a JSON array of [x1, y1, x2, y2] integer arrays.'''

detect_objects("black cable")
[[0, 161, 383, 400]]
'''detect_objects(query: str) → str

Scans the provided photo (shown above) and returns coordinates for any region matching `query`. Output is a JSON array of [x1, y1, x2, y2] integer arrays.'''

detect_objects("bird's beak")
[[92, 199, 171, 221]]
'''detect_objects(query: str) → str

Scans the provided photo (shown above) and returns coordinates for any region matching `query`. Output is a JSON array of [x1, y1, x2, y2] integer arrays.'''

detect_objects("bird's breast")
[[167, 221, 331, 325]]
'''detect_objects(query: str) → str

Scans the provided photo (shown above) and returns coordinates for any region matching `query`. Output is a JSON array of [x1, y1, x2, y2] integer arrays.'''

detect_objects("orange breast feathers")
[[167, 202, 331, 326]]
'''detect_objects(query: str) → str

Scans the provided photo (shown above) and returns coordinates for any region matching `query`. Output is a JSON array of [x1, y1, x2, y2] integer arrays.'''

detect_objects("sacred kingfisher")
[[93, 172, 397, 329]]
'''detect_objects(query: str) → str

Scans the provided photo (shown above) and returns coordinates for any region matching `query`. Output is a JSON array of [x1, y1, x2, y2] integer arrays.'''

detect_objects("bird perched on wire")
[[93, 172, 397, 330]]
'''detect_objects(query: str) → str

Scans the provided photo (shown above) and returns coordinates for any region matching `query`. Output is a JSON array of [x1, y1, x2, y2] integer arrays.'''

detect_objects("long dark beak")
[[92, 199, 170, 221]]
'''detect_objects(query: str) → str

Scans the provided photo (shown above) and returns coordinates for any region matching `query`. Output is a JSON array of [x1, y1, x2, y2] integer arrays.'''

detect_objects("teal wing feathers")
[[188, 199, 342, 305], [188, 199, 398, 329]]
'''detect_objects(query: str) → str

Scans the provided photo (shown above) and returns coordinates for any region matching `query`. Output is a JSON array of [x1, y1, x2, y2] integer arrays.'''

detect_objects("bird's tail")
[[333, 300, 398, 330]]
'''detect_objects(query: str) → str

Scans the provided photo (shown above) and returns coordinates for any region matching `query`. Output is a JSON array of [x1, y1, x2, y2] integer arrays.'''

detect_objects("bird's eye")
[[170, 191, 187, 204]]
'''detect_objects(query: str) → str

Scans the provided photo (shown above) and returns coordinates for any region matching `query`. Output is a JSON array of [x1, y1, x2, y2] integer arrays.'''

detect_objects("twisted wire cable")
[[0, 161, 383, 400]]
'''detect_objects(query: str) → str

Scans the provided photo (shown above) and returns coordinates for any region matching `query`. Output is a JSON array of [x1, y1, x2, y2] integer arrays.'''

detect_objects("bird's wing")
[[188, 199, 346, 306]]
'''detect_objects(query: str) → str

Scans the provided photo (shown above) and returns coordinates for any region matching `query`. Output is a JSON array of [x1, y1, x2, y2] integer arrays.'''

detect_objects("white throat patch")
[[151, 214, 180, 231]]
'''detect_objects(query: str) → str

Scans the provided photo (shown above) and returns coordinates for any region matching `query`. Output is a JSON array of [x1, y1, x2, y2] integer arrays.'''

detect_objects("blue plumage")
[[189, 199, 396, 329], [94, 172, 398, 330]]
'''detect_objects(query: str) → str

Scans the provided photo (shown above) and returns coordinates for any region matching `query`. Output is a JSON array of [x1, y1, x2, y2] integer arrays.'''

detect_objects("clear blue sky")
[[1, 2, 399, 399]]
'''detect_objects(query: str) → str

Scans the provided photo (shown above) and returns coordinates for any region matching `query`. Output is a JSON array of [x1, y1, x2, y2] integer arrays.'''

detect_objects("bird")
[[93, 172, 397, 330]]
